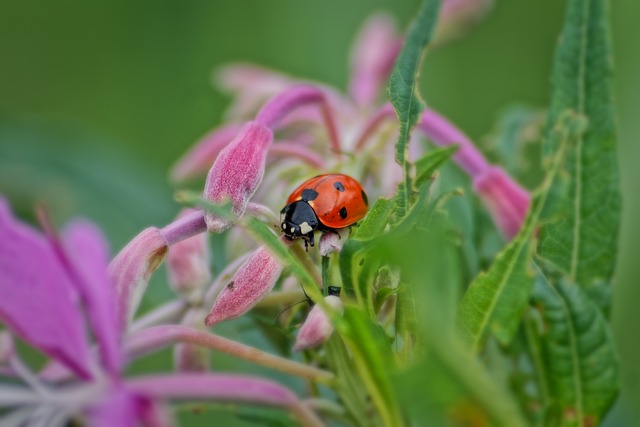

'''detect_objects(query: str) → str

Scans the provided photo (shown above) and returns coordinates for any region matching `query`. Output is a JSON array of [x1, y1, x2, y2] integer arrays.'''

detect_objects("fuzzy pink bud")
[[205, 246, 283, 325], [473, 166, 530, 239], [318, 229, 347, 257], [436, 0, 494, 44], [204, 121, 273, 232], [349, 13, 402, 107], [293, 295, 343, 351], [167, 209, 211, 303], [171, 123, 243, 183], [174, 308, 211, 373]]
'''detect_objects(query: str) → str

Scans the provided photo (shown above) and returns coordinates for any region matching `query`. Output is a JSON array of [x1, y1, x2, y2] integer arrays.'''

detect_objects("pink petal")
[[473, 166, 530, 239], [62, 219, 122, 375], [204, 246, 283, 325], [170, 123, 243, 183], [204, 121, 273, 232], [348, 13, 402, 107], [86, 384, 143, 427], [214, 63, 296, 120], [293, 296, 343, 352], [166, 209, 211, 302], [0, 199, 93, 379], [109, 228, 169, 333]]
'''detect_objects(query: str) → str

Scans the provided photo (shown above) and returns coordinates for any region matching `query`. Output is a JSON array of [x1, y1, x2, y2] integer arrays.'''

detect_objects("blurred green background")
[[0, 0, 638, 425]]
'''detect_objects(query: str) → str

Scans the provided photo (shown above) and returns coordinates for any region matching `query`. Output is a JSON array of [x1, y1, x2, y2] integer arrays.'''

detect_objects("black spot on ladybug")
[[361, 190, 369, 206], [333, 182, 345, 192], [227, 281, 235, 289], [339, 206, 348, 219], [301, 189, 319, 201]]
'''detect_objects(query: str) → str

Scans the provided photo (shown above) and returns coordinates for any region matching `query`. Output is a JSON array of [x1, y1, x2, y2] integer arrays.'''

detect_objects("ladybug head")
[[280, 200, 320, 247]]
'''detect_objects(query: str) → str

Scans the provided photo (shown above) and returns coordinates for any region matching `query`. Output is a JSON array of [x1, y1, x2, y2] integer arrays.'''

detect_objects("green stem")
[[322, 256, 330, 294]]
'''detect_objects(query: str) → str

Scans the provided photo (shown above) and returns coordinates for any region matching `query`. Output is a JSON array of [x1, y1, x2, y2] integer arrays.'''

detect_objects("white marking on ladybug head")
[[281, 222, 286, 230], [299, 221, 313, 235], [290, 227, 295, 234]]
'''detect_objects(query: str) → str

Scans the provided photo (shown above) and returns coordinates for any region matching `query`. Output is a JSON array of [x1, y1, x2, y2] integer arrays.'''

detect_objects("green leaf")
[[457, 110, 578, 352], [414, 145, 459, 188], [395, 332, 528, 427], [531, 270, 618, 426], [352, 197, 394, 240], [458, 217, 536, 351], [388, 0, 441, 217], [539, 0, 621, 289], [337, 305, 404, 427], [324, 336, 375, 427]]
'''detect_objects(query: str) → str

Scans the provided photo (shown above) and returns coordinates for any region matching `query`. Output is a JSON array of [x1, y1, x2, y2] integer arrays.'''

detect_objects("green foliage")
[[415, 145, 459, 187], [531, 274, 618, 426], [388, 0, 441, 217], [458, 109, 575, 352], [539, 0, 621, 291]]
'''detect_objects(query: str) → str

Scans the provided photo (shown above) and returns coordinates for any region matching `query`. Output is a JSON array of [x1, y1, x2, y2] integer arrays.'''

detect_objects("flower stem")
[[160, 209, 207, 246], [255, 289, 306, 308], [125, 325, 334, 383], [129, 299, 189, 333], [321, 256, 330, 294], [289, 243, 323, 289]]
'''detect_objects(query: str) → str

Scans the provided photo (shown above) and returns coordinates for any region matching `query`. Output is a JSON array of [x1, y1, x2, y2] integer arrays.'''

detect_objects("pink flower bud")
[[349, 13, 402, 107], [318, 229, 348, 257], [166, 209, 211, 303], [293, 295, 343, 351], [174, 308, 211, 373], [204, 121, 274, 232], [170, 123, 243, 183], [473, 166, 530, 239], [109, 228, 168, 332], [205, 246, 283, 326], [436, 0, 494, 44]]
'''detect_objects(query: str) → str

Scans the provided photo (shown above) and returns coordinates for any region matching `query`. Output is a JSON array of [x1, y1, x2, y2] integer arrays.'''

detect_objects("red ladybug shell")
[[286, 174, 368, 229]]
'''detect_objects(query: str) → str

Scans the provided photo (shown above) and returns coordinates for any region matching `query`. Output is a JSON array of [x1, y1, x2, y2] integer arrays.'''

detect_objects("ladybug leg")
[[329, 228, 341, 240]]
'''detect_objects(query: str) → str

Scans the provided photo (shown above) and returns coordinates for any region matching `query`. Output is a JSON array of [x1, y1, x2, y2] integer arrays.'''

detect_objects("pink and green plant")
[[0, 0, 621, 426]]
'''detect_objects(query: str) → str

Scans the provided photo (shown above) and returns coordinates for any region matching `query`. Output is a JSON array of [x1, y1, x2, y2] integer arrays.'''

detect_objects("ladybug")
[[280, 173, 369, 248]]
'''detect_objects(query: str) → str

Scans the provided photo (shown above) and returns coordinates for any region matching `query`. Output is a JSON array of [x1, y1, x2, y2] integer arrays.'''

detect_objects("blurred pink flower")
[[0, 199, 321, 427], [294, 295, 343, 351]]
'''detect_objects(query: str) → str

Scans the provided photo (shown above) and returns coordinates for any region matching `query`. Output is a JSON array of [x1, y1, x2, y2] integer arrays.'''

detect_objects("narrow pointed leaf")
[[539, 0, 620, 289], [414, 145, 459, 187], [388, 0, 441, 216]]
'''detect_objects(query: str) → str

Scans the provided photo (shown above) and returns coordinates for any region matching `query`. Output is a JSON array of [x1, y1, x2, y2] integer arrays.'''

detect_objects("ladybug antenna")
[[274, 299, 309, 324]]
